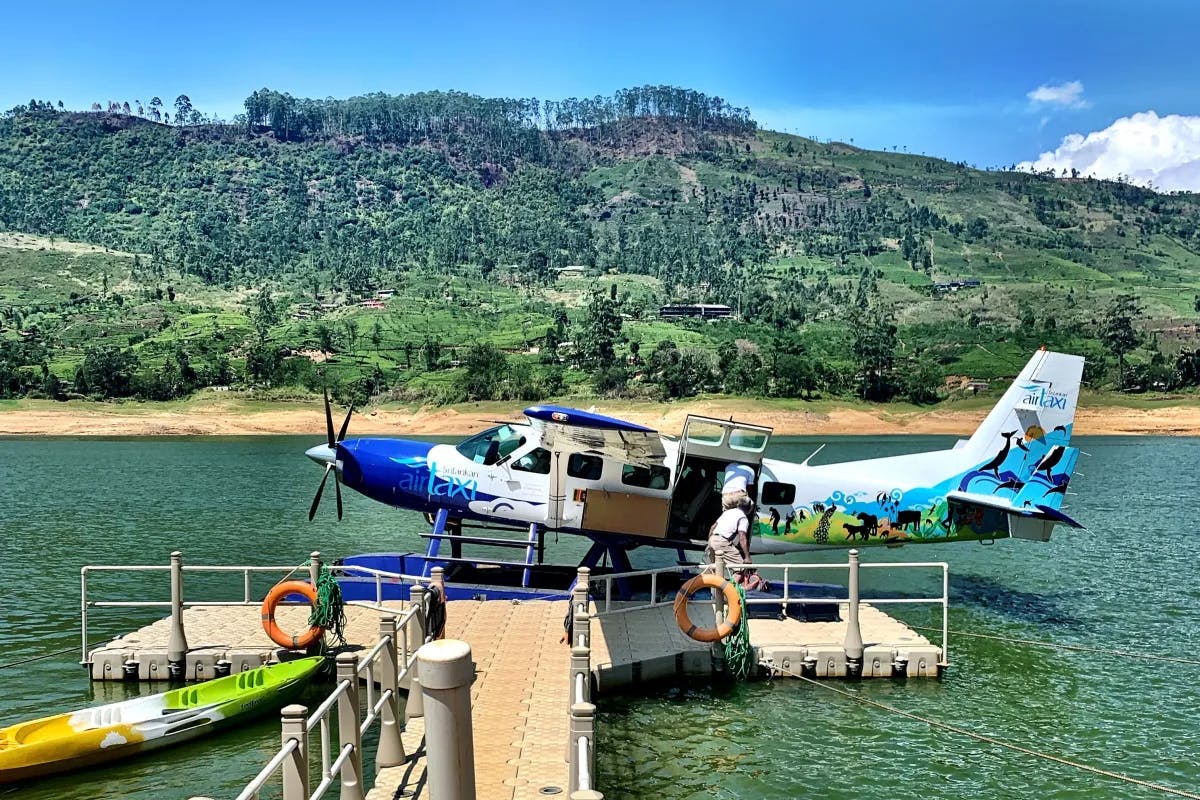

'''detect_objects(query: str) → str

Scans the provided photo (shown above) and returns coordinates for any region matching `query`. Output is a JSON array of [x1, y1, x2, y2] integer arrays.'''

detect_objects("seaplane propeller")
[[305, 389, 353, 521]]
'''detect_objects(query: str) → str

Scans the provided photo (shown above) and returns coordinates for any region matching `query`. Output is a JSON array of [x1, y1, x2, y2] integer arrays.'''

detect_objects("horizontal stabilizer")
[[946, 489, 1085, 540]]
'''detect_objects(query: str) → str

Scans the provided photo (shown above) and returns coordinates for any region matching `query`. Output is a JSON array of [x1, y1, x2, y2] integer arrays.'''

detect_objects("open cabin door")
[[667, 415, 773, 539]]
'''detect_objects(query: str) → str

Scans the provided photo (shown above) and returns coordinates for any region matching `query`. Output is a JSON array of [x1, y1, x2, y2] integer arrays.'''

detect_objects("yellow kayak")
[[0, 656, 324, 784]]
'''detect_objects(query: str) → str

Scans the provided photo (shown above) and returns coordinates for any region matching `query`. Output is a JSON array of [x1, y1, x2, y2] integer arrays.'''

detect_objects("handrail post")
[[710, 554, 726, 670], [567, 567, 591, 764], [406, 586, 427, 721], [569, 700, 597, 795], [712, 553, 726, 618], [336, 653, 365, 800], [844, 549, 864, 673], [310, 551, 322, 586], [167, 551, 188, 678], [572, 567, 591, 650], [419, 639, 476, 800], [942, 563, 950, 666], [376, 615, 406, 769], [80, 567, 89, 666], [281, 704, 310, 800]]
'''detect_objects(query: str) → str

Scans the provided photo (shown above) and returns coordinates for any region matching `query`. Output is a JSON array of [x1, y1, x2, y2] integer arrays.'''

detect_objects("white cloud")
[[1017, 111, 1200, 192], [1027, 81, 1090, 110]]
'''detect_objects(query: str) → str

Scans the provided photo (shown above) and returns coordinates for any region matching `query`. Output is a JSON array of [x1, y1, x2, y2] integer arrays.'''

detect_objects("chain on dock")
[[768, 662, 1200, 799]]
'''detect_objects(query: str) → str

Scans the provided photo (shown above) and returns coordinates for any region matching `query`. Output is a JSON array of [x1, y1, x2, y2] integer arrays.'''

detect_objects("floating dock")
[[93, 597, 940, 800]]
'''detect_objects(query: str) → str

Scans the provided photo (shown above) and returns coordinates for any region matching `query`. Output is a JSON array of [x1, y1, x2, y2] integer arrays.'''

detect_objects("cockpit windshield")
[[455, 425, 527, 465]]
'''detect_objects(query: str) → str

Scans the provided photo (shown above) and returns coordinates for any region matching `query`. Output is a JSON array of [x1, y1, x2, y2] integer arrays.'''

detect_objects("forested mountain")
[[2, 86, 1199, 406]]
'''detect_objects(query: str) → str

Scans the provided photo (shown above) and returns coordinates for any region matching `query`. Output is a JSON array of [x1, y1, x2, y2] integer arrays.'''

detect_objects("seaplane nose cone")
[[305, 444, 336, 466]]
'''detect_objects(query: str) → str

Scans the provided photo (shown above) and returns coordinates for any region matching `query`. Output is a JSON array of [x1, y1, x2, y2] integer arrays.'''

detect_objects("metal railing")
[[79, 551, 432, 665], [592, 565, 687, 615], [237, 586, 436, 800], [587, 553, 950, 663]]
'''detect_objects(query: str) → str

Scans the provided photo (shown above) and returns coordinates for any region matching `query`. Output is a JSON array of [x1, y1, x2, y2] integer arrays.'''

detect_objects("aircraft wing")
[[524, 405, 667, 465]]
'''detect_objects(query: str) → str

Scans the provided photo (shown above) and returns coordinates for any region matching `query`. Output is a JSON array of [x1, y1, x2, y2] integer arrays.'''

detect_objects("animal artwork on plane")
[[306, 349, 1085, 560]]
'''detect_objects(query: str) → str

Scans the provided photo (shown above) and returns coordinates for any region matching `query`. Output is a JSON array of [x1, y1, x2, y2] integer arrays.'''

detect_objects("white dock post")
[[419, 639, 476, 800], [309, 551, 322, 586], [844, 549, 864, 673], [280, 704, 310, 800], [405, 585, 427, 722], [335, 653, 366, 800], [376, 614, 407, 769], [167, 551, 188, 677]]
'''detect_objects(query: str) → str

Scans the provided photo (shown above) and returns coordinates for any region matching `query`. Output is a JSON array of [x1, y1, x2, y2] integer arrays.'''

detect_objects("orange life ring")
[[261, 580, 324, 649], [673, 573, 742, 643]]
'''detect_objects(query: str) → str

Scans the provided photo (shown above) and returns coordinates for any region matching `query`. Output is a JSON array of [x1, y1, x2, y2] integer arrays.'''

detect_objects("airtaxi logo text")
[[1020, 384, 1068, 410], [396, 462, 479, 500]]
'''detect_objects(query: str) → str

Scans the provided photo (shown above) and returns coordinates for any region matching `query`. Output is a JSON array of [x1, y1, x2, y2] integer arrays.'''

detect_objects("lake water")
[[1, 435, 1197, 799]]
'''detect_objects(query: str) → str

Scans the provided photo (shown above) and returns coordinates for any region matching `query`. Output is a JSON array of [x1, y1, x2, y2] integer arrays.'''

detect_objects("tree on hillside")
[[852, 311, 899, 401], [455, 343, 508, 401], [74, 344, 139, 397], [574, 290, 622, 371], [250, 287, 279, 341], [1101, 294, 1142, 388], [342, 319, 361, 361], [174, 95, 193, 125]]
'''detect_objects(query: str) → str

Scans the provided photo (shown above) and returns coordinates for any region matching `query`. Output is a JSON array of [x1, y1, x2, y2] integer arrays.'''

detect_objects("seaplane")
[[305, 349, 1084, 601]]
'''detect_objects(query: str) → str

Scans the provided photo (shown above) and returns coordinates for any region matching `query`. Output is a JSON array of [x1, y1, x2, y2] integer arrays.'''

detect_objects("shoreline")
[[3, 397, 1200, 437]]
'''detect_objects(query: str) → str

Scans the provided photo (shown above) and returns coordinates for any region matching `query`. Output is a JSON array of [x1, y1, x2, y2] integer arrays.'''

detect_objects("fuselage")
[[315, 419, 1073, 554]]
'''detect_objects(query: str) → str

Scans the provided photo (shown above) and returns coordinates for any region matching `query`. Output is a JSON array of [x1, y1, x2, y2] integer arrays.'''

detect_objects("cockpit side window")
[[456, 425, 526, 465]]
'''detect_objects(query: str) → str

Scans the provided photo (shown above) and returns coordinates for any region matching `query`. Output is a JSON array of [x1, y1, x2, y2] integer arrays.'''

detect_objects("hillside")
[[2, 87, 1200, 408]]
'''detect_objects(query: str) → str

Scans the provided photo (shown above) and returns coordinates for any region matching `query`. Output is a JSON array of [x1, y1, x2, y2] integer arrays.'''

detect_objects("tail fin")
[[951, 350, 1086, 536], [959, 348, 1085, 467]]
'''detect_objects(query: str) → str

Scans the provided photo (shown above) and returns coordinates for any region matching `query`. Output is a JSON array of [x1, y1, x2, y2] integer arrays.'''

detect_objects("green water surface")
[[0, 435, 1197, 799]]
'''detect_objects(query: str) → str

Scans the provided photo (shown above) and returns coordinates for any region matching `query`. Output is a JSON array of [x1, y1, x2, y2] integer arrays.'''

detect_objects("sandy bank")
[[3, 398, 1200, 437]]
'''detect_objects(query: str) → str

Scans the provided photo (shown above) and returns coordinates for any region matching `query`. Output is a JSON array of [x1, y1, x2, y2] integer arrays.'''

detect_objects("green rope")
[[303, 561, 348, 646], [723, 582, 756, 681]]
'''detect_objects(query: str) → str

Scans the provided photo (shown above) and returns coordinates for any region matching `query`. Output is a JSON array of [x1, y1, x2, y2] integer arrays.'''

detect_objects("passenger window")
[[760, 481, 796, 505], [567, 453, 603, 481], [512, 448, 551, 474], [622, 463, 670, 489]]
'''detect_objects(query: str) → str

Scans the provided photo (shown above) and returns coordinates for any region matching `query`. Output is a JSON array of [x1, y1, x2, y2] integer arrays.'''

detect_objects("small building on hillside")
[[659, 303, 733, 321]]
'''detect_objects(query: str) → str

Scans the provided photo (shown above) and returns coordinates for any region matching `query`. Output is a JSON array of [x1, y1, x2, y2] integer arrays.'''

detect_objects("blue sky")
[[3, 0, 1198, 173]]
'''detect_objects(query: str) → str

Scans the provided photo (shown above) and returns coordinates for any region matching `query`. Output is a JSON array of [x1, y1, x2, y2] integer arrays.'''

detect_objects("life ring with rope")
[[673, 573, 742, 643], [261, 580, 325, 649]]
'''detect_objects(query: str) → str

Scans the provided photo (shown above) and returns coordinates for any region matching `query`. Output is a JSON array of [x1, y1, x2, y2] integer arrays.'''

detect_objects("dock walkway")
[[98, 598, 940, 799]]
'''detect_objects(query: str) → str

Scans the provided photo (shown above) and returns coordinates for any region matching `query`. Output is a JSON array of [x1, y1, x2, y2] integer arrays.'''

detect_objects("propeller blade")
[[323, 389, 335, 448], [335, 476, 343, 521], [309, 464, 332, 522], [337, 404, 354, 443]]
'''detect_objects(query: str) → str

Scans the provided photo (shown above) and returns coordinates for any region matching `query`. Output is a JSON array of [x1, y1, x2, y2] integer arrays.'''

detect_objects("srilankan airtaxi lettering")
[[396, 461, 478, 500], [1020, 384, 1068, 410]]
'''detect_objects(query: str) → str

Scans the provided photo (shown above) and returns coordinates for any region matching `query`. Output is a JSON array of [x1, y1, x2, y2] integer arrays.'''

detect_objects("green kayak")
[[0, 655, 324, 784]]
